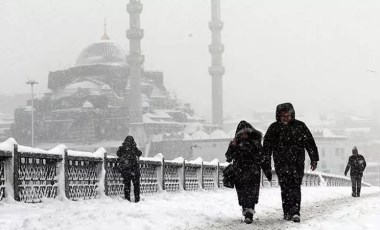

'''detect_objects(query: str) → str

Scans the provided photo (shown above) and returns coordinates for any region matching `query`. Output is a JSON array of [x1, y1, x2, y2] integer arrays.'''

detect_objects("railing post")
[[103, 152, 108, 196], [156, 157, 165, 191], [200, 161, 204, 189], [215, 162, 220, 189], [179, 159, 186, 190], [64, 149, 69, 199], [13, 143, 20, 201]]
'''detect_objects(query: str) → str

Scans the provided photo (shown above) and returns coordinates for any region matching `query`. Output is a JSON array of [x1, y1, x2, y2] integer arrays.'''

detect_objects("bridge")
[[0, 138, 379, 229]]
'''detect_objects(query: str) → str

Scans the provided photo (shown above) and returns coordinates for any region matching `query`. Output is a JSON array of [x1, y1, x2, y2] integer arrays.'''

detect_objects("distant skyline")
[[1, 0, 380, 121]]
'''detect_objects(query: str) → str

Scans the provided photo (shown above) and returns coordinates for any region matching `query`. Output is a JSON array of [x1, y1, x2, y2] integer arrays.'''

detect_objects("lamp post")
[[26, 80, 38, 147]]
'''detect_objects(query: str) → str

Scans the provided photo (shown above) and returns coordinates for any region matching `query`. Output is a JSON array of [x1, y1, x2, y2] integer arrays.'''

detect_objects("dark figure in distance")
[[225, 120, 272, 224], [344, 146, 366, 197], [117, 136, 142, 202], [263, 103, 319, 223]]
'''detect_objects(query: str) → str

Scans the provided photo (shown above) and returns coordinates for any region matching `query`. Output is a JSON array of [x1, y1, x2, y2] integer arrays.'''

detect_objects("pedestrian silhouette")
[[344, 146, 366, 197], [263, 103, 319, 223], [117, 135, 142, 202]]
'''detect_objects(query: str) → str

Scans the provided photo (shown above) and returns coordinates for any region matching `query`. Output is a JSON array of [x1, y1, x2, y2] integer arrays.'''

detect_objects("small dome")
[[75, 41, 127, 67], [210, 129, 229, 139], [101, 84, 112, 90], [82, 101, 94, 108], [191, 130, 210, 140], [142, 101, 150, 108]]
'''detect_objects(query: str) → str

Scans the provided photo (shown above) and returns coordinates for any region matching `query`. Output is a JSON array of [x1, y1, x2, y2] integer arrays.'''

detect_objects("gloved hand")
[[344, 173, 347, 177], [230, 138, 237, 147], [310, 161, 318, 171]]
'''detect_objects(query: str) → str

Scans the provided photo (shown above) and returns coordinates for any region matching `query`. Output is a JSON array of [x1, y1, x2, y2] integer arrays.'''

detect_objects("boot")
[[291, 215, 300, 223], [284, 214, 292, 221], [242, 208, 255, 224]]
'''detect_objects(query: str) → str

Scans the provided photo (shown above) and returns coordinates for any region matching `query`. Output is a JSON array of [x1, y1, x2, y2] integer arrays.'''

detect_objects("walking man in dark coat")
[[344, 146, 366, 197], [225, 120, 272, 224], [263, 103, 319, 222], [117, 135, 142, 202]]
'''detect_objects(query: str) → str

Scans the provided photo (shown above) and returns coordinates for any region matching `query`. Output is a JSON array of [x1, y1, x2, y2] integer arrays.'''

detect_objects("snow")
[[65, 81, 99, 90], [169, 156, 185, 164], [48, 144, 66, 155], [140, 153, 162, 162], [18, 145, 50, 154], [183, 132, 192, 140], [0, 187, 379, 230], [203, 159, 218, 166], [82, 100, 94, 108], [209, 159, 220, 165], [18, 145, 63, 156], [184, 122, 204, 134], [210, 129, 229, 139], [142, 101, 150, 108], [188, 157, 203, 164], [191, 130, 210, 140], [0, 138, 16, 152], [67, 149, 103, 158]]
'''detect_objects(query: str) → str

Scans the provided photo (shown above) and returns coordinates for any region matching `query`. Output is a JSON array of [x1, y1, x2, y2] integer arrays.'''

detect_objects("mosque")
[[11, 0, 229, 159]]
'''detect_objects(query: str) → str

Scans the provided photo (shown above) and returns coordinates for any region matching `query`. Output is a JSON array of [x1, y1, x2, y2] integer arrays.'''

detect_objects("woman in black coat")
[[225, 120, 272, 224], [117, 136, 142, 202]]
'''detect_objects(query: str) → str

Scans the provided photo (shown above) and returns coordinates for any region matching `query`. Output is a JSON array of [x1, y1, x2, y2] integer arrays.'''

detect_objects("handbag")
[[222, 163, 235, 188]]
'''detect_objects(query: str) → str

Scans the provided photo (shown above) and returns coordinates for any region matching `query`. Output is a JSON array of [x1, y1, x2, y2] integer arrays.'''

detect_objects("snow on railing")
[[0, 138, 371, 203]]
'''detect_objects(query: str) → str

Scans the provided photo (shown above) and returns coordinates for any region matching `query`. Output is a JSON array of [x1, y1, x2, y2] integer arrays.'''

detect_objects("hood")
[[122, 135, 136, 147], [276, 103, 295, 122], [235, 120, 262, 141], [352, 146, 358, 155]]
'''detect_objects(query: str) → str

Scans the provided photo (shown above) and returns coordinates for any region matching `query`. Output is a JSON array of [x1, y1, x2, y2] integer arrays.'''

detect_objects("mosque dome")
[[75, 39, 127, 67]]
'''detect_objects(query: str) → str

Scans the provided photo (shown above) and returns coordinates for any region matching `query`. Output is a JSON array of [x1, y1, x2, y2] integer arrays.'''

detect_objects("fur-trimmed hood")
[[276, 103, 295, 122], [235, 120, 262, 141]]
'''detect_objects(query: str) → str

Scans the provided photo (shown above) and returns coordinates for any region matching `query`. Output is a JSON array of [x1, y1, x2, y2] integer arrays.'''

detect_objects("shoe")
[[244, 216, 253, 224], [284, 214, 292, 221], [291, 215, 300, 223], [242, 208, 254, 224]]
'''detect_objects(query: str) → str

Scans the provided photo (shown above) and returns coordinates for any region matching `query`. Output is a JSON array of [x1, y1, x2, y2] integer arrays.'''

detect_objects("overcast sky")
[[1, 0, 380, 121]]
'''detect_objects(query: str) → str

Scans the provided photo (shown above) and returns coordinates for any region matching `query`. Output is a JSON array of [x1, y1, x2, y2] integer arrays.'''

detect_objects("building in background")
[[364, 162, 380, 186], [308, 129, 348, 175], [11, 32, 202, 148]]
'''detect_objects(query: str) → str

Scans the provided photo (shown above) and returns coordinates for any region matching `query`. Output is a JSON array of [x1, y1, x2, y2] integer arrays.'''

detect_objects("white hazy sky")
[[1, 0, 380, 121]]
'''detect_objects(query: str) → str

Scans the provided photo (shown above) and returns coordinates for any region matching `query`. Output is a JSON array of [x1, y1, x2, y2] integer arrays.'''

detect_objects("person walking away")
[[263, 103, 319, 223], [344, 146, 366, 197], [117, 135, 142, 202], [225, 120, 272, 224]]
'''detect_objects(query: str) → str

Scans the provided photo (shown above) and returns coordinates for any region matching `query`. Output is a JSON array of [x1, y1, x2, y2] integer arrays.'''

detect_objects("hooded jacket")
[[117, 136, 142, 175], [344, 152, 366, 176], [225, 120, 271, 183], [263, 103, 319, 170]]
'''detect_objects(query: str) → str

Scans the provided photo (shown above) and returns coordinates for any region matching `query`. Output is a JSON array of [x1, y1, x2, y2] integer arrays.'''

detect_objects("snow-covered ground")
[[0, 186, 379, 230]]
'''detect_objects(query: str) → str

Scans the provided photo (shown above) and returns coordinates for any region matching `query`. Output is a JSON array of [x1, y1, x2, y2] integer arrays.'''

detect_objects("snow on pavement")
[[0, 186, 379, 230]]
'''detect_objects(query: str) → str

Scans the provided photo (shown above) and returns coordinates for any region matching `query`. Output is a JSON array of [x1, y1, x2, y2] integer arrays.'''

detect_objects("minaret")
[[209, 0, 225, 126], [127, 0, 144, 123]]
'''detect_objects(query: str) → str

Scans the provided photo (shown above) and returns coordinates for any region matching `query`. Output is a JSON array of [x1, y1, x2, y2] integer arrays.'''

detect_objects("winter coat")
[[263, 103, 319, 173], [225, 121, 270, 185], [345, 154, 366, 176], [116, 136, 142, 177]]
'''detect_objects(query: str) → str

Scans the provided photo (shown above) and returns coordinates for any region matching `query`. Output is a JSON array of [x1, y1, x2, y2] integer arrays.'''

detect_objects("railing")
[[0, 138, 371, 203]]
